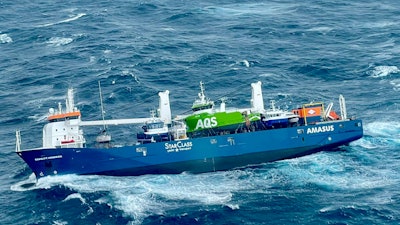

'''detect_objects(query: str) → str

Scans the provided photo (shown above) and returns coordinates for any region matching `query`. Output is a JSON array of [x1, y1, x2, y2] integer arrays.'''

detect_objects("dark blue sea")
[[1, 0, 399, 224]]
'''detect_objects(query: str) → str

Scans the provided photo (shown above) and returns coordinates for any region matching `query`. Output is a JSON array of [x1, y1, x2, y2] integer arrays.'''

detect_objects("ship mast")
[[191, 81, 214, 113], [98, 81, 106, 130], [96, 81, 111, 144], [15, 130, 21, 152], [199, 81, 206, 103]]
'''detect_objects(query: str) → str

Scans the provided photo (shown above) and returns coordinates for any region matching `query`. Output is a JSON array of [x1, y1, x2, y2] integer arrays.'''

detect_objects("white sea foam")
[[63, 193, 86, 204], [24, 94, 66, 113], [122, 70, 140, 83], [350, 121, 400, 150], [13, 172, 246, 223], [307, 26, 333, 34], [39, 13, 86, 27], [27, 114, 48, 122], [46, 37, 74, 46], [319, 205, 335, 213], [162, 27, 175, 31], [284, 153, 395, 191], [368, 65, 399, 78], [228, 60, 252, 70], [389, 79, 400, 91], [89, 56, 96, 63], [0, 33, 13, 43], [363, 21, 397, 29], [258, 72, 277, 77], [10, 173, 37, 192], [364, 122, 400, 149], [103, 173, 242, 223], [205, 3, 296, 17], [242, 59, 250, 67], [61, 192, 94, 218], [351, 138, 377, 149], [52, 220, 68, 225], [364, 121, 400, 137]]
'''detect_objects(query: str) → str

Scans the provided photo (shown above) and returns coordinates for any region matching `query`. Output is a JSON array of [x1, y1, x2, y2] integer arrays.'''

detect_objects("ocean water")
[[1, 0, 400, 224]]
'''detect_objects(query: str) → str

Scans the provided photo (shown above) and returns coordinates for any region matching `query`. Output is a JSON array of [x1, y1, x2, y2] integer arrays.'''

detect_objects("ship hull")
[[17, 120, 363, 178]]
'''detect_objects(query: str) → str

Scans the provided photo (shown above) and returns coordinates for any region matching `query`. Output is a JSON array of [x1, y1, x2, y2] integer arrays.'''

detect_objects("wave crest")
[[47, 37, 73, 46], [0, 33, 13, 43], [368, 65, 399, 78], [39, 13, 86, 27]]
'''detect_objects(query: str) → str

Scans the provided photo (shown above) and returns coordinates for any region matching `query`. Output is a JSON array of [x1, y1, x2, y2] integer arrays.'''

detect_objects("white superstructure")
[[43, 88, 85, 148], [41, 88, 172, 148]]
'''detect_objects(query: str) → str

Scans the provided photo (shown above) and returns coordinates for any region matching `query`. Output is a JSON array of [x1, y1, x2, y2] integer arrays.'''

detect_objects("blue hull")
[[17, 120, 363, 178]]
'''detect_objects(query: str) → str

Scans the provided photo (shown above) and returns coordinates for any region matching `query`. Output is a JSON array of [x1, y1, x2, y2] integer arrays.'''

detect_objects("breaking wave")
[[12, 172, 247, 223], [368, 65, 399, 78], [46, 37, 74, 46], [39, 13, 86, 27], [0, 33, 13, 43]]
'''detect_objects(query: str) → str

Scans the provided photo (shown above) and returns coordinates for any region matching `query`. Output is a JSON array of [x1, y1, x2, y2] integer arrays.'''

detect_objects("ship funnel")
[[159, 90, 171, 125], [251, 81, 264, 111]]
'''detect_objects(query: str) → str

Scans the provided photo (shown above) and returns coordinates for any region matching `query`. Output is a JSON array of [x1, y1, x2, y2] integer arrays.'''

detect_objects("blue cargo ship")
[[15, 81, 363, 178]]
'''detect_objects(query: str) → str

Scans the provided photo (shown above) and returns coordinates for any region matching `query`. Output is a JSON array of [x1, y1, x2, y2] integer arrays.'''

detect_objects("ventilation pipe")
[[251, 81, 264, 112], [159, 90, 172, 125]]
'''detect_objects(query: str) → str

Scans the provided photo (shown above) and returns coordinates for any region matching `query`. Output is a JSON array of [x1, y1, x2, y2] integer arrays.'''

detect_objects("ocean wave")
[[358, 122, 400, 150], [204, 3, 297, 17], [389, 79, 400, 91], [0, 33, 13, 43], [319, 203, 396, 222], [364, 121, 400, 138], [62, 193, 86, 204], [368, 65, 399, 78], [281, 152, 396, 191], [121, 69, 140, 83], [46, 37, 74, 46], [27, 114, 48, 122], [24, 94, 66, 109], [307, 26, 334, 35], [10, 173, 37, 191], [39, 13, 86, 27], [16, 172, 244, 223]]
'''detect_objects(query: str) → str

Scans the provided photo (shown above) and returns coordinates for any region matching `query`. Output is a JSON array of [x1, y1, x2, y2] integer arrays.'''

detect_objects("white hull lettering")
[[165, 141, 193, 152], [34, 155, 63, 161], [195, 117, 218, 130], [307, 125, 334, 134]]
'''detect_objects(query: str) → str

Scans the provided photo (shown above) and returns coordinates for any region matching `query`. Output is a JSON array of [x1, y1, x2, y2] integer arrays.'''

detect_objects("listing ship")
[[15, 81, 363, 178]]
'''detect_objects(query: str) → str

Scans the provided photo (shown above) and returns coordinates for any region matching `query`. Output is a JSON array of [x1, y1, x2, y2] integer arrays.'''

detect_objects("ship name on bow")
[[307, 125, 334, 134], [34, 155, 63, 161]]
